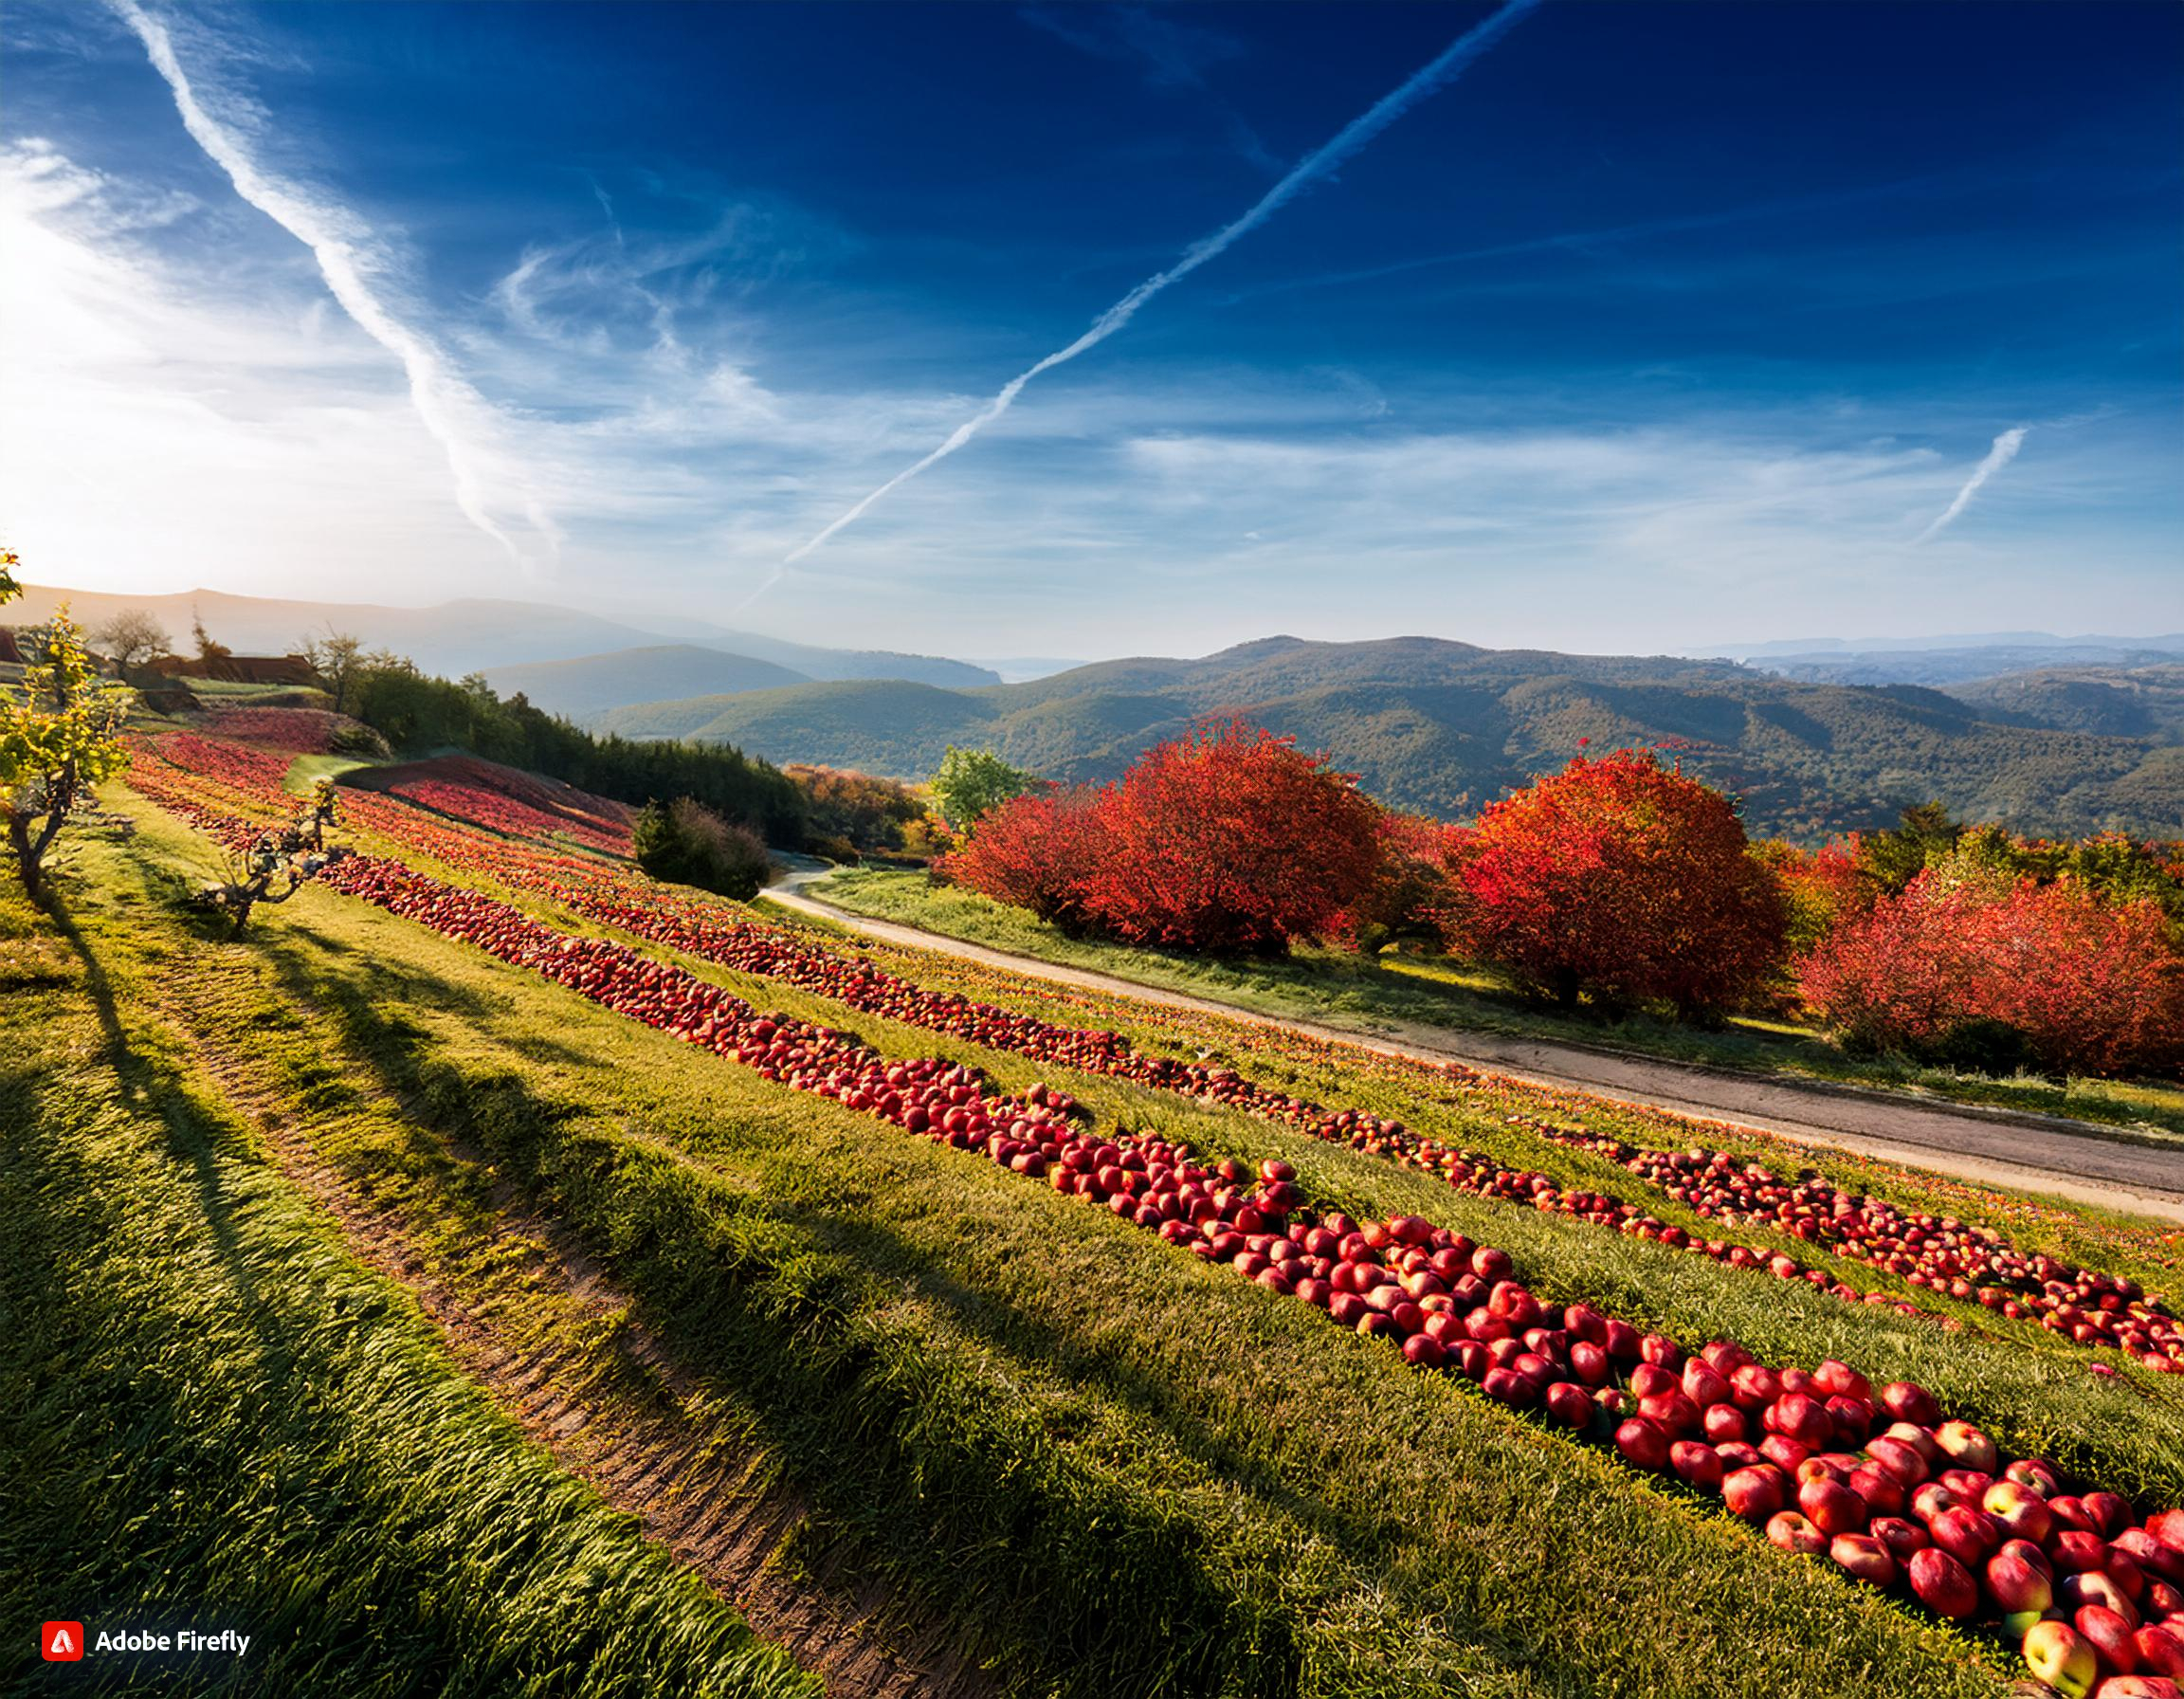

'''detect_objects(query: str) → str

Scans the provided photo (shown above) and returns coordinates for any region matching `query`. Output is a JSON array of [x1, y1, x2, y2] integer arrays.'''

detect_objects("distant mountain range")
[[592, 635, 2184, 841], [8, 585, 1000, 690], [1717, 632, 2184, 687], [18, 582, 2179, 837]]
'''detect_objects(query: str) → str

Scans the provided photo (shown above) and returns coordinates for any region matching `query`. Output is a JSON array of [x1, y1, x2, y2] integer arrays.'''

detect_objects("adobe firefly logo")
[[42, 1620, 84, 1661]]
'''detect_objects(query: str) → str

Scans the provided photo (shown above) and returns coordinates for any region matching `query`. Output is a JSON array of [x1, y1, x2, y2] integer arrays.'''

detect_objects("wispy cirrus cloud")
[[1913, 426, 2029, 543], [757, 0, 1544, 604], [103, 0, 555, 574]]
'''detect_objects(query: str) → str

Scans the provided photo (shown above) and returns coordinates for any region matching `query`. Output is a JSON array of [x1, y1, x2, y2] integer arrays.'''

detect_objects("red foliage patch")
[[945, 721, 1381, 954], [1445, 748, 1788, 1015], [1800, 870, 2184, 1078]]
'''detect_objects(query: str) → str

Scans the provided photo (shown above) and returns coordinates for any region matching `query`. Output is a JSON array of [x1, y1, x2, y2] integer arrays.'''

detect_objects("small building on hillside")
[[0, 628, 23, 666], [149, 653, 317, 686]]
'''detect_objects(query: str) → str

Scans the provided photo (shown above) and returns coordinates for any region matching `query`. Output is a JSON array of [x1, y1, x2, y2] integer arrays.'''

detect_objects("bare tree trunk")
[[9, 812, 39, 900]]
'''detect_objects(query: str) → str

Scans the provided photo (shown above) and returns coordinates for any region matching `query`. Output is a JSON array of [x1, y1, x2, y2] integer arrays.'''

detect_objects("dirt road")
[[763, 879, 2184, 1226]]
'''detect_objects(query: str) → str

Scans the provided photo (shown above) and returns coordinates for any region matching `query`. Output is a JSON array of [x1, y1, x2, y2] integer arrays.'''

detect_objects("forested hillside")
[[595, 636, 2184, 839]]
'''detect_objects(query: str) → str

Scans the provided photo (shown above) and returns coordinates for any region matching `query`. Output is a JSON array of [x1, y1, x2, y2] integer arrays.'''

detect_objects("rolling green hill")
[[1945, 662, 2184, 743], [593, 635, 2184, 839], [480, 644, 812, 718]]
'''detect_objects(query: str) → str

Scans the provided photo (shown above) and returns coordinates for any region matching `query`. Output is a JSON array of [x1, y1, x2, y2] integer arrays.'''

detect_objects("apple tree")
[[1, 603, 134, 899]]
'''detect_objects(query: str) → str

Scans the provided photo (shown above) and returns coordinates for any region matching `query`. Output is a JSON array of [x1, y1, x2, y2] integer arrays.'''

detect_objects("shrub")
[[1799, 865, 2184, 1078], [1443, 747, 1788, 1018], [937, 787, 1105, 933], [1073, 721, 1382, 955], [632, 797, 772, 901]]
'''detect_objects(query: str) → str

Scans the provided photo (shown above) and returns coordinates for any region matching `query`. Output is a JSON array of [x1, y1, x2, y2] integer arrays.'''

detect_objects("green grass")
[[285, 752, 376, 791], [802, 868, 2184, 1141], [27, 804, 2149, 1697], [0, 874, 815, 1696]]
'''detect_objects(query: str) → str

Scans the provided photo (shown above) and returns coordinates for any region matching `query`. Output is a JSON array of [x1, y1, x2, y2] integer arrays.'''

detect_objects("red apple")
[[2136, 1624, 2184, 1678], [1800, 1476, 1869, 1537], [1671, 1440, 1725, 1490], [2053, 1531, 2114, 1576], [1911, 1482, 1963, 1523], [1882, 1421, 1940, 1464], [1731, 1362, 1781, 1410], [1929, 1505, 2001, 1567], [1630, 1361, 1677, 1400], [1990, 1546, 2056, 1633], [2063, 1570, 2139, 1626], [1848, 1464, 1904, 1518], [2092, 1677, 2183, 1699], [1871, 1515, 1929, 1562], [2119, 1530, 2184, 1586], [1986, 1480, 2056, 1545], [1825, 1395, 1872, 1448], [1934, 1420, 1999, 1473], [2008, 1457, 2064, 1497], [1866, 1434, 1929, 1489], [1768, 1510, 1828, 1556], [2083, 1496, 2137, 1543], [2079, 1605, 2141, 1674], [1814, 1359, 1874, 1404], [1543, 1380, 1593, 1429], [1616, 1417, 1671, 1471], [1831, 1532, 1898, 1587], [1881, 1380, 1941, 1426], [1723, 1465, 1786, 1522], [1907, 1546, 1979, 1618]]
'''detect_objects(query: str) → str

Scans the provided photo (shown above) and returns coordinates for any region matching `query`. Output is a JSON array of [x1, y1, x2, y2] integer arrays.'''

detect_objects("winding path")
[[763, 874, 2184, 1227]]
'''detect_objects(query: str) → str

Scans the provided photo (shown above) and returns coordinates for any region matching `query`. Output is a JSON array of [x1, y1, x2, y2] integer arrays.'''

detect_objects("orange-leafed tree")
[[1077, 719, 1382, 955], [1445, 746, 1787, 1017]]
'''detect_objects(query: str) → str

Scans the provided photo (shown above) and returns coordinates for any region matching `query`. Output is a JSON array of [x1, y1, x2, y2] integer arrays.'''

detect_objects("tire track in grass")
[[163, 950, 998, 1699]]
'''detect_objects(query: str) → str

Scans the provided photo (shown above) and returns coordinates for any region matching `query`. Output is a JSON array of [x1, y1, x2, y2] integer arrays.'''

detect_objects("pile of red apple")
[[1045, 1142, 2184, 1695], [1518, 1121, 2182, 1373]]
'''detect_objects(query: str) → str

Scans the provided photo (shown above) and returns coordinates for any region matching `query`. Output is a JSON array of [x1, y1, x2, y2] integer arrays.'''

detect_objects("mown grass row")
[[805, 865, 2184, 1141], [0, 868, 814, 1697], [77, 802, 2028, 1699]]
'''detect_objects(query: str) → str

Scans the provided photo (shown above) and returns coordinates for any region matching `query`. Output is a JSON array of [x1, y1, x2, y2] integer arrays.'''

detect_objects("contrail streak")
[[1915, 426, 2028, 544], [108, 0, 537, 571], [745, 0, 1542, 609]]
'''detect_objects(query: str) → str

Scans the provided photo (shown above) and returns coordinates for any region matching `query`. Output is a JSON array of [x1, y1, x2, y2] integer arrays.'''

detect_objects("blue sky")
[[3, 0, 2178, 660]]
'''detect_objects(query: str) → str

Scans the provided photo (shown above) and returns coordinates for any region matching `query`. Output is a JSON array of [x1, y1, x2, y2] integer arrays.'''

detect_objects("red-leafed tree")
[[1443, 746, 1788, 1017], [936, 783, 1104, 934], [941, 720, 1383, 955], [1799, 867, 2184, 1078], [1078, 720, 1383, 954]]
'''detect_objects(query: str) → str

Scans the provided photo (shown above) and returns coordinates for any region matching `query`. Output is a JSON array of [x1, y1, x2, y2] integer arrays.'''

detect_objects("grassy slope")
[[49, 795, 2184, 1695], [0, 851, 814, 1697], [803, 868, 2184, 1142]]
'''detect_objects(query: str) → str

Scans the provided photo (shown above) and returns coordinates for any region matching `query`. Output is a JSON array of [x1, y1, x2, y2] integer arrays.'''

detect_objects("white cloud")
[[106, 0, 554, 573]]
